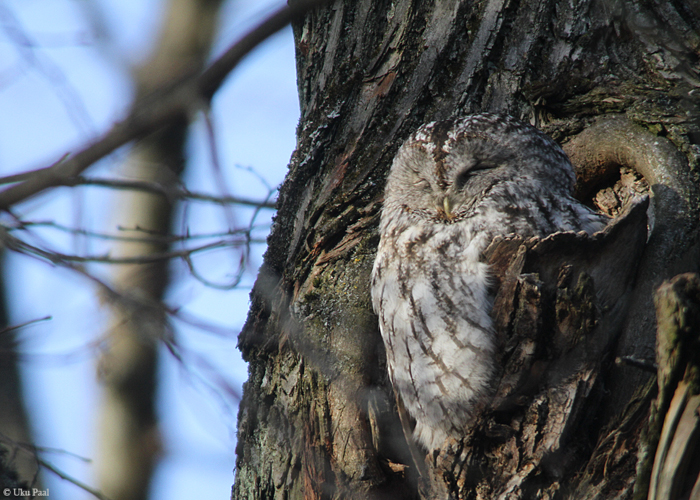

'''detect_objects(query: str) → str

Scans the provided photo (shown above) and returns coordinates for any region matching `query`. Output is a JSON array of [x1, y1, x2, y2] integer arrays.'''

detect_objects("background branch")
[[0, 0, 326, 211]]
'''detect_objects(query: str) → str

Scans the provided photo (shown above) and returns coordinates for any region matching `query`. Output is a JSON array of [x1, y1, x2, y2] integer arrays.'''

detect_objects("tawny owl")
[[371, 113, 609, 451]]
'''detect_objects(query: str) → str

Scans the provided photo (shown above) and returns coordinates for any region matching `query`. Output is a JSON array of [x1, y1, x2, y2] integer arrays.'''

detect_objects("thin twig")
[[15, 220, 270, 244], [0, 432, 109, 500], [197, 0, 327, 99], [0, 7, 95, 135], [1, 228, 264, 265], [61, 176, 277, 208], [203, 108, 239, 229], [38, 458, 111, 500], [0, 315, 52, 336]]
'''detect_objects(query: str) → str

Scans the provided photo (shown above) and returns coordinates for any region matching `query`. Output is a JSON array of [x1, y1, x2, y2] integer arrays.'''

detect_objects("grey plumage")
[[371, 113, 608, 451]]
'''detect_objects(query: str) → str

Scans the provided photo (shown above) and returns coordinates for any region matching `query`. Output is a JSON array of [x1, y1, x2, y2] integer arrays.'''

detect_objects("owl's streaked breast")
[[372, 218, 496, 450]]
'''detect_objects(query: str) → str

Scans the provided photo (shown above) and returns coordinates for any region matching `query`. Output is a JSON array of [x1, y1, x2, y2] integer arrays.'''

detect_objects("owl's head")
[[383, 114, 577, 223]]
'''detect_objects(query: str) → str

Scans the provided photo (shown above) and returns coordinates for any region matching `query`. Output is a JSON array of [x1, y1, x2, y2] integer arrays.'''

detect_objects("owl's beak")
[[443, 196, 453, 218]]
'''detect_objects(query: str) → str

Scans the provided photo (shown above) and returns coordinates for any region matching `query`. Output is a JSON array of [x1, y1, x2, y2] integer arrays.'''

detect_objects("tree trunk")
[[233, 1, 700, 498], [96, 1, 222, 499], [0, 251, 41, 489]]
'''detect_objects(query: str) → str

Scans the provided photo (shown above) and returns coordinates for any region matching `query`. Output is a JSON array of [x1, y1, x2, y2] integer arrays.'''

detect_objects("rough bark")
[[644, 273, 700, 500], [233, 1, 700, 498]]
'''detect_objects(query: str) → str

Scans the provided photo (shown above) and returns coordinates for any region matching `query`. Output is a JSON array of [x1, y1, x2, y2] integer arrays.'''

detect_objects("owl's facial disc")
[[391, 141, 508, 222]]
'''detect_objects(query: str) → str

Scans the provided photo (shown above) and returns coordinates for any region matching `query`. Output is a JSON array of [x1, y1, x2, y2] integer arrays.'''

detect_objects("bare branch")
[[0, 432, 109, 500], [0, 6, 95, 134], [0, 0, 326, 211], [203, 108, 238, 229], [183, 247, 248, 290], [0, 229, 243, 347], [1, 227, 264, 266], [16, 220, 270, 244], [0, 316, 52, 336], [62, 176, 277, 208], [38, 459, 110, 500], [197, 0, 328, 99], [0, 154, 71, 185]]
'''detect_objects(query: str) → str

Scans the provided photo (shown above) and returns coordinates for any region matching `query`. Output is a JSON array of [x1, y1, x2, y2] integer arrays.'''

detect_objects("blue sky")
[[0, 1, 298, 498]]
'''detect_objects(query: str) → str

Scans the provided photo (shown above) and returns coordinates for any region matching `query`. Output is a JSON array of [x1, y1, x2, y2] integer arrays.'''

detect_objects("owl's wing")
[[430, 195, 651, 496], [393, 390, 429, 480], [483, 195, 649, 406]]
